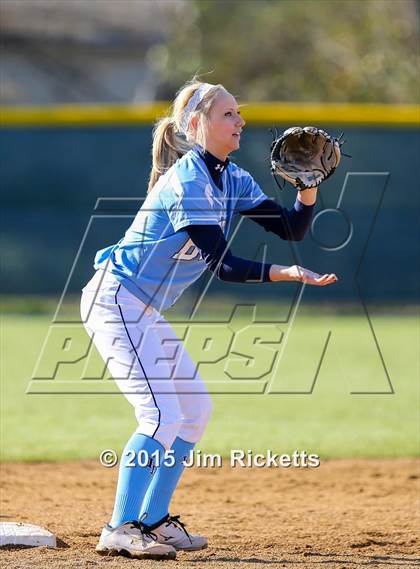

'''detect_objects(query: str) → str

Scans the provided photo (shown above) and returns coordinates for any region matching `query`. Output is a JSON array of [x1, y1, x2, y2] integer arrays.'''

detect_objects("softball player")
[[80, 79, 337, 560]]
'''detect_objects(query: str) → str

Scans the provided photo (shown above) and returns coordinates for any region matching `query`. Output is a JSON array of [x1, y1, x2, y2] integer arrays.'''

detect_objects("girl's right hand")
[[269, 264, 338, 286]]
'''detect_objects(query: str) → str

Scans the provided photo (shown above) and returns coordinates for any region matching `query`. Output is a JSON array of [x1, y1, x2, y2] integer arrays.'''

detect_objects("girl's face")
[[203, 90, 246, 160]]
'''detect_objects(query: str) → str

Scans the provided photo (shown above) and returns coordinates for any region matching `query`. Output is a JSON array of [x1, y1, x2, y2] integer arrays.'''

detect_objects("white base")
[[0, 522, 56, 547]]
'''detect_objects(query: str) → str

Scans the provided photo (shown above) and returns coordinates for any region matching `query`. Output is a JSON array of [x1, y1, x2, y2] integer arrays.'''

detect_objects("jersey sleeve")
[[160, 169, 220, 232], [186, 224, 272, 283], [240, 198, 315, 241], [233, 168, 269, 212]]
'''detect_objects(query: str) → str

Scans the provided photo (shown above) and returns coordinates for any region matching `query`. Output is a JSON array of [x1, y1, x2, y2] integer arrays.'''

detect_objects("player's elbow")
[[288, 226, 309, 241], [205, 256, 235, 282], [206, 260, 226, 281], [215, 265, 233, 282], [213, 263, 242, 282]]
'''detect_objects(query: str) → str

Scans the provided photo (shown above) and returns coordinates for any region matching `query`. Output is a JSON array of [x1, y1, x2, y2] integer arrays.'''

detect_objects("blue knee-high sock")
[[139, 436, 195, 526], [109, 433, 164, 528]]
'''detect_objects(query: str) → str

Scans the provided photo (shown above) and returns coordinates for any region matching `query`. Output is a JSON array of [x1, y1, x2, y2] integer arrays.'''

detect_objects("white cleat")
[[96, 521, 176, 559], [147, 514, 208, 551]]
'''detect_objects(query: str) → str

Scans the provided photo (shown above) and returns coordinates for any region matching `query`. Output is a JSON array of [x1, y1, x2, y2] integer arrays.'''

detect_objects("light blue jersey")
[[94, 146, 267, 312]]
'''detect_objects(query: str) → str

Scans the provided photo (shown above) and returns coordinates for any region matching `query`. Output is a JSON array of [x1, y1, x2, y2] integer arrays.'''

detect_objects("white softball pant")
[[80, 270, 212, 450]]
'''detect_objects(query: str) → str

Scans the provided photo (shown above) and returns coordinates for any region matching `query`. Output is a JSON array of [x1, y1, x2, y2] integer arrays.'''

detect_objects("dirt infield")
[[1, 459, 419, 568]]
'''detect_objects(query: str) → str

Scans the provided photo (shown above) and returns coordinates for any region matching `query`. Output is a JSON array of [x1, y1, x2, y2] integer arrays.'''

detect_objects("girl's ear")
[[190, 114, 198, 131]]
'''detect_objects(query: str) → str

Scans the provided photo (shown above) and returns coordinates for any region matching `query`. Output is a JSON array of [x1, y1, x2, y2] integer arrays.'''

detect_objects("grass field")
[[1, 303, 419, 462]]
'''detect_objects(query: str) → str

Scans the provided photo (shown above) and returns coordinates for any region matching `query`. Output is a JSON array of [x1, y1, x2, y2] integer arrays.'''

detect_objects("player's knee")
[[190, 392, 213, 429], [159, 404, 183, 432], [135, 406, 182, 433], [176, 393, 213, 443]]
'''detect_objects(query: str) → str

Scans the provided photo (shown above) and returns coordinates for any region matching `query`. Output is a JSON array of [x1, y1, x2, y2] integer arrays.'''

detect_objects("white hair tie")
[[180, 83, 214, 135]]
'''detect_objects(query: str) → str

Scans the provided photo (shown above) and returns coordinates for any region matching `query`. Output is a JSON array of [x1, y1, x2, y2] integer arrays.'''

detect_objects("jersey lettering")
[[172, 217, 228, 262], [172, 239, 202, 261]]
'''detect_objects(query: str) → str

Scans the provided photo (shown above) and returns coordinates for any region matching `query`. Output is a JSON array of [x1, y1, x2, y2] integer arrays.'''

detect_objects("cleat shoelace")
[[166, 515, 193, 544], [129, 520, 158, 542]]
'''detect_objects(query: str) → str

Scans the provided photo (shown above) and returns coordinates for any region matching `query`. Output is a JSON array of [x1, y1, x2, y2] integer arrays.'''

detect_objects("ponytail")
[[147, 78, 227, 193], [147, 117, 190, 192]]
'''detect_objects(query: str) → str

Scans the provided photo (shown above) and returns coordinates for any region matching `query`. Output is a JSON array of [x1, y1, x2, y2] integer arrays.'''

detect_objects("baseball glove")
[[270, 126, 343, 190]]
